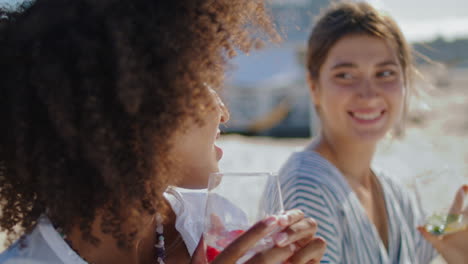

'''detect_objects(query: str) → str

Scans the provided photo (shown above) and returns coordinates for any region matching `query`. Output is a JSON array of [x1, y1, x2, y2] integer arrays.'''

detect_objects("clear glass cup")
[[413, 167, 468, 235], [203, 172, 284, 263]]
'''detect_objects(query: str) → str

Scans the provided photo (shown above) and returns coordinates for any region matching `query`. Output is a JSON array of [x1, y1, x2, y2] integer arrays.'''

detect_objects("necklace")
[[154, 212, 166, 264]]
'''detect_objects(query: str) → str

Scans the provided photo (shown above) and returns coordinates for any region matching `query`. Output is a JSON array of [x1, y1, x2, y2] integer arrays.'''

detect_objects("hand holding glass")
[[414, 168, 468, 235], [203, 172, 283, 263]]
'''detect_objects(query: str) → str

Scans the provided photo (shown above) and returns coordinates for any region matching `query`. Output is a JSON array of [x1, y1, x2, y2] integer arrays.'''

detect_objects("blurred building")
[[222, 1, 327, 137], [223, 45, 313, 137]]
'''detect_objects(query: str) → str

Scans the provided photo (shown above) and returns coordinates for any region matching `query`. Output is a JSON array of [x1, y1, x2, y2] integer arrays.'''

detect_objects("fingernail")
[[463, 185, 468, 193], [291, 209, 303, 217], [459, 186, 466, 194], [278, 215, 289, 226], [263, 216, 277, 227], [274, 232, 289, 246]]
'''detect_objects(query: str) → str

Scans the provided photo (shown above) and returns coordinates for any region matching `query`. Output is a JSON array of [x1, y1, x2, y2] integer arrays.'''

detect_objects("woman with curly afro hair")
[[0, 0, 326, 263]]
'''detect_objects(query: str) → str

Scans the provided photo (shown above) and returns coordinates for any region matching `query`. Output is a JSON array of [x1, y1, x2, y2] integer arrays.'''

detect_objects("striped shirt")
[[279, 147, 437, 264]]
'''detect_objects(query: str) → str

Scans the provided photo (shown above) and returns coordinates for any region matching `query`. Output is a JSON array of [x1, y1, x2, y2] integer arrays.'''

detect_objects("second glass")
[[414, 167, 468, 235]]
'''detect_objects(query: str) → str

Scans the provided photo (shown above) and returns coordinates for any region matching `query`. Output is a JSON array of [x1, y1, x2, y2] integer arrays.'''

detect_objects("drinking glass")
[[413, 167, 468, 235], [203, 172, 284, 263]]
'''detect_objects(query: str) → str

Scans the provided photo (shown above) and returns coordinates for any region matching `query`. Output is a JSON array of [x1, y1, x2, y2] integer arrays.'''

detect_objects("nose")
[[207, 84, 230, 124], [358, 79, 378, 99]]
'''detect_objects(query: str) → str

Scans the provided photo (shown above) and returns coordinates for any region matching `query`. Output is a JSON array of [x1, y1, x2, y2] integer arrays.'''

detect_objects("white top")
[[279, 145, 437, 264], [164, 187, 207, 256], [0, 216, 87, 264], [0, 188, 244, 263]]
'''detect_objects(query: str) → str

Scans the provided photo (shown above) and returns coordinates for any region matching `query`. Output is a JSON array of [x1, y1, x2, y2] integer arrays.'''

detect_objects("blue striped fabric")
[[279, 147, 437, 264]]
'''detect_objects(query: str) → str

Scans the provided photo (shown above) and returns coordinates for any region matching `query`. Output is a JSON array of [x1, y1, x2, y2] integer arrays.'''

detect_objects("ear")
[[307, 73, 320, 107]]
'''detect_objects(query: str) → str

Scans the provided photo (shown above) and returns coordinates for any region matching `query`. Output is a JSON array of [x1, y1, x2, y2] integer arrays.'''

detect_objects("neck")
[[65, 210, 157, 264], [315, 132, 377, 187]]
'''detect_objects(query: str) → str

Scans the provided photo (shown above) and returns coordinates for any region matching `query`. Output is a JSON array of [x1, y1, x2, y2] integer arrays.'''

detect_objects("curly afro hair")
[[0, 0, 278, 247]]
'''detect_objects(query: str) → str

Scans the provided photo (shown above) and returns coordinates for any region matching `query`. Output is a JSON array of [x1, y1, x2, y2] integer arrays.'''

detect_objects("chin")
[[178, 178, 210, 189], [353, 129, 388, 142], [195, 166, 221, 189]]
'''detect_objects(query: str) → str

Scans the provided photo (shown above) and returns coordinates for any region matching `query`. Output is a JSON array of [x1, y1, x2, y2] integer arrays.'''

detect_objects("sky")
[[364, 0, 468, 41], [1, 0, 468, 41], [269, 0, 468, 41]]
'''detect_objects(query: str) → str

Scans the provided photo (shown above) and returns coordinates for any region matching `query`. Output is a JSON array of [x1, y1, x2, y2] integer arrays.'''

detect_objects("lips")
[[214, 129, 223, 160], [214, 144, 223, 160], [348, 109, 386, 124]]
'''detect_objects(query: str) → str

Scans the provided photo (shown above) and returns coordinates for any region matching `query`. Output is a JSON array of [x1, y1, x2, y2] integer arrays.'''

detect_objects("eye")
[[335, 72, 353, 79], [377, 70, 396, 78]]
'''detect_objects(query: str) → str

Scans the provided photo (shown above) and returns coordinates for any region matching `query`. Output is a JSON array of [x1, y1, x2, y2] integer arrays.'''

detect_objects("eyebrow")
[[330, 62, 357, 70], [331, 62, 357, 70], [376, 60, 399, 67], [330, 60, 399, 70]]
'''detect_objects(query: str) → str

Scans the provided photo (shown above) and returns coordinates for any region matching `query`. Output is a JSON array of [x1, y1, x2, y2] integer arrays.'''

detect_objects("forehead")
[[323, 34, 399, 67]]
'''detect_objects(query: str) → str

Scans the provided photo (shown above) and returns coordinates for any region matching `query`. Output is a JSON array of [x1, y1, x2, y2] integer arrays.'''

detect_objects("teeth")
[[353, 112, 381, 120]]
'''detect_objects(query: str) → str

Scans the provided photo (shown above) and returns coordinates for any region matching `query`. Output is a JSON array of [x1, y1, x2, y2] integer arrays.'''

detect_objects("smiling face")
[[310, 34, 405, 143], [170, 88, 229, 189]]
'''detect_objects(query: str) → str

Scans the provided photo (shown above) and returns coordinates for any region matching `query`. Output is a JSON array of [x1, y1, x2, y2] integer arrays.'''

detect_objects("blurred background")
[[221, 0, 468, 137], [1, 0, 466, 142], [218, 4, 468, 263], [1, 1, 467, 262]]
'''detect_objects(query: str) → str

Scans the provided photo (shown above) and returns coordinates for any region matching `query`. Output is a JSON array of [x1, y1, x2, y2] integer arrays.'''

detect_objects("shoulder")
[[280, 151, 340, 187], [280, 150, 344, 203], [280, 153, 345, 262], [280, 153, 343, 218], [0, 241, 21, 263], [0, 222, 67, 264]]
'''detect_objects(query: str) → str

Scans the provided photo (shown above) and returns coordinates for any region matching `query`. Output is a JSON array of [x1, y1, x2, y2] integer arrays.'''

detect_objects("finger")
[[273, 218, 318, 247], [191, 237, 207, 264], [278, 209, 305, 228], [449, 185, 468, 215], [440, 228, 468, 240], [460, 185, 468, 216], [244, 244, 297, 264], [418, 226, 443, 251], [212, 216, 279, 263], [289, 237, 327, 264]]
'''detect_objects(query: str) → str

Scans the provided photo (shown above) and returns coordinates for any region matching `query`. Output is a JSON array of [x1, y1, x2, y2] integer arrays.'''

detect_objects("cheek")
[[381, 79, 403, 92], [320, 84, 353, 110], [383, 82, 405, 106]]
